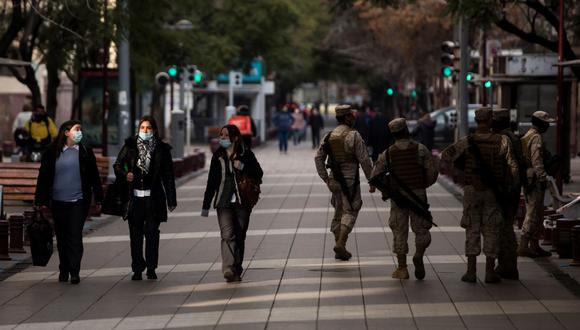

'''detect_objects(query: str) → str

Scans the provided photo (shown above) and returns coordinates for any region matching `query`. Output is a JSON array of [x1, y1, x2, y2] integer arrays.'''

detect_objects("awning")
[[0, 57, 31, 67], [554, 59, 580, 67]]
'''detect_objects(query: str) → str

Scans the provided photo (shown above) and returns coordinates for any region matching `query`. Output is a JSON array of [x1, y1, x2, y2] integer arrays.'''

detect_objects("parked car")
[[408, 104, 484, 150]]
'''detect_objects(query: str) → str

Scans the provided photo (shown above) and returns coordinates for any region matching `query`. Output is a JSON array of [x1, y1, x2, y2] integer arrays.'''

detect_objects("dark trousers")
[[278, 130, 289, 152], [217, 207, 251, 275], [128, 197, 160, 272], [311, 128, 321, 148], [52, 200, 86, 276]]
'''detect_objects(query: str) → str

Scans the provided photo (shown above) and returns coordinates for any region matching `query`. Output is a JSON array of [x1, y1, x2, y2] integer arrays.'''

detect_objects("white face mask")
[[139, 132, 153, 141]]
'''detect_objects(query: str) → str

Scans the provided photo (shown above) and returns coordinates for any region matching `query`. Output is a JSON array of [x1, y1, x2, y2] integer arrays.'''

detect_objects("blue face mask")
[[219, 138, 232, 149], [72, 131, 82, 143], [139, 132, 153, 141]]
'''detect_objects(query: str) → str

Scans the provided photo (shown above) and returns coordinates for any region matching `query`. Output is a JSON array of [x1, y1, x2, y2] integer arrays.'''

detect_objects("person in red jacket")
[[228, 105, 257, 149]]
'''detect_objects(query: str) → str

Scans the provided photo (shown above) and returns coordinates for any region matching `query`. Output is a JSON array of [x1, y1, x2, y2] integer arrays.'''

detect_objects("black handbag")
[[27, 209, 53, 267], [101, 181, 129, 218]]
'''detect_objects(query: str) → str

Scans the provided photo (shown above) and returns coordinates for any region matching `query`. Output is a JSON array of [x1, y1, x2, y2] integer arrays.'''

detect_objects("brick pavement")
[[1, 141, 580, 329]]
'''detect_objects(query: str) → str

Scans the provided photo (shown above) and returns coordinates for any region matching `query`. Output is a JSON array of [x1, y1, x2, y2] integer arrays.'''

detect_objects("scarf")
[[137, 136, 156, 174]]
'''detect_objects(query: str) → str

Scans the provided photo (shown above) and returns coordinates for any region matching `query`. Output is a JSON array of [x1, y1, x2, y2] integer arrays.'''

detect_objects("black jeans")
[[217, 207, 251, 275], [312, 128, 321, 148], [51, 200, 86, 276], [128, 196, 160, 272]]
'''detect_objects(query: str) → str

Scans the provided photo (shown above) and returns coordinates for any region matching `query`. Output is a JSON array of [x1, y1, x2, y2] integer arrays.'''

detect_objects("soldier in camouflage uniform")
[[491, 109, 522, 279], [371, 118, 439, 280], [441, 108, 519, 283], [518, 111, 555, 258], [315, 105, 374, 261]]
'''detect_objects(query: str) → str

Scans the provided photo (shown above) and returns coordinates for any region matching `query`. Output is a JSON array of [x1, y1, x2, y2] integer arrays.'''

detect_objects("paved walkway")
[[1, 141, 580, 330]]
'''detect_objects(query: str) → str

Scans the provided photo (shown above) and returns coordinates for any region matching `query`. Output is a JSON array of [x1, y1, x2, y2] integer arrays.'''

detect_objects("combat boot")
[[461, 256, 477, 283], [530, 239, 551, 257], [413, 254, 426, 280], [517, 236, 538, 258], [333, 225, 352, 261], [392, 254, 409, 279], [333, 228, 351, 260], [485, 257, 501, 283]]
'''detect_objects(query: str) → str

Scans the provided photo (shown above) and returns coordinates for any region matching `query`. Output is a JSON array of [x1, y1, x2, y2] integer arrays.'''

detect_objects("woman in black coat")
[[113, 116, 177, 281], [201, 124, 263, 282], [35, 120, 103, 284]]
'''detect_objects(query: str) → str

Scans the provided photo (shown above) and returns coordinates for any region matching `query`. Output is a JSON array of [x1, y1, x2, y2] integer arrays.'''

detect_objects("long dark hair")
[[138, 115, 159, 138], [219, 124, 244, 159], [54, 120, 82, 158]]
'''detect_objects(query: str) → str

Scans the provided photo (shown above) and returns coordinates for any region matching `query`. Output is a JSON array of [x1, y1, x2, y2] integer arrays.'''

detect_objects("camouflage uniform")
[[315, 105, 373, 260], [492, 109, 522, 279], [371, 118, 439, 279], [441, 108, 518, 283], [519, 110, 555, 258]]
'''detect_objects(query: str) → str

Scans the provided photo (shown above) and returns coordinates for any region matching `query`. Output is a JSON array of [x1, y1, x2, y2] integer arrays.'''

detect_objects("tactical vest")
[[388, 141, 424, 190], [464, 134, 504, 190], [329, 129, 356, 163]]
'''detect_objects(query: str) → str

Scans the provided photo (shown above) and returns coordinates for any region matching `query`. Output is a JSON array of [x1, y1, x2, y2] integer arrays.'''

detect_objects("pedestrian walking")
[[371, 118, 439, 280], [113, 116, 177, 281], [368, 112, 392, 162], [273, 105, 294, 154], [491, 109, 523, 279], [309, 107, 324, 149], [35, 120, 103, 284], [441, 108, 518, 283], [411, 112, 436, 151], [228, 105, 257, 149], [315, 104, 373, 261], [201, 124, 263, 282], [291, 108, 306, 145], [518, 111, 556, 258], [25, 105, 58, 161]]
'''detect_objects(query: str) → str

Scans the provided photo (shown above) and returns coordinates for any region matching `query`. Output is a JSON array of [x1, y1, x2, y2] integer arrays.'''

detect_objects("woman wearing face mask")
[[114, 116, 177, 281], [35, 120, 103, 284], [201, 124, 263, 282]]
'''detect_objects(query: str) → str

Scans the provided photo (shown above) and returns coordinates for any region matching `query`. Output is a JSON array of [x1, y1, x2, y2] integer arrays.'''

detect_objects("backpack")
[[228, 115, 252, 136]]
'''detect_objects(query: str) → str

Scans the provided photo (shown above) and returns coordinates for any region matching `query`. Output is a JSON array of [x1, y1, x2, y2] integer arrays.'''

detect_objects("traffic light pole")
[[458, 15, 469, 138], [118, 0, 131, 148]]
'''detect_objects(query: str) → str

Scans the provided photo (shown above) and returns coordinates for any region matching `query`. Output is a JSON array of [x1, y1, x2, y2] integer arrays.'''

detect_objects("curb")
[[0, 168, 207, 281]]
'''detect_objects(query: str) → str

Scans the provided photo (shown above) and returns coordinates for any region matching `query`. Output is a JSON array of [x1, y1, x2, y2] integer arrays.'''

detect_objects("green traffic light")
[[386, 88, 394, 96], [484, 80, 492, 88], [442, 66, 453, 78], [168, 66, 178, 77], [194, 70, 203, 84], [410, 89, 417, 98], [466, 72, 473, 81]]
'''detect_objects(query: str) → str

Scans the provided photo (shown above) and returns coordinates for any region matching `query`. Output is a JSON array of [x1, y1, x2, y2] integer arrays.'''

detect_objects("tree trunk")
[[45, 50, 61, 119]]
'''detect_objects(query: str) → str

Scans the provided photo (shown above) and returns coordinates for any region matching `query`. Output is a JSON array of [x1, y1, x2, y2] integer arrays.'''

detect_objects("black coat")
[[35, 143, 104, 215], [113, 136, 177, 222], [202, 146, 263, 211]]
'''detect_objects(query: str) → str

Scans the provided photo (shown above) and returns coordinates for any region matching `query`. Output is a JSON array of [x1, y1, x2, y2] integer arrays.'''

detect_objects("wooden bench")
[[0, 157, 110, 205]]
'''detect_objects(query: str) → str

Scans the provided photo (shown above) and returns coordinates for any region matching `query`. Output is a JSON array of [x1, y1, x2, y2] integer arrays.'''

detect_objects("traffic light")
[[410, 89, 417, 98], [194, 70, 203, 84], [168, 66, 178, 78], [230, 71, 243, 87], [441, 41, 458, 78], [386, 87, 394, 96], [466, 72, 474, 82], [484, 80, 493, 88]]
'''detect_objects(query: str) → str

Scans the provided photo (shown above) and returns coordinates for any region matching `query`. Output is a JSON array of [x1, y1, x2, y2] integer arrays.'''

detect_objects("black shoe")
[[70, 274, 80, 284], [146, 269, 157, 280], [58, 272, 69, 282], [131, 272, 143, 281], [224, 269, 236, 282]]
